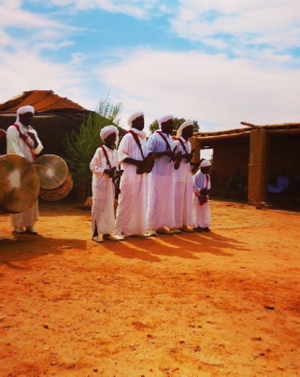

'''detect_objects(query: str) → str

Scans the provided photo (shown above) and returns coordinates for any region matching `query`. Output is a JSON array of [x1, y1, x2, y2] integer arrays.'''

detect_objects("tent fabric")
[[0, 90, 91, 157], [0, 90, 126, 157], [0, 90, 87, 113]]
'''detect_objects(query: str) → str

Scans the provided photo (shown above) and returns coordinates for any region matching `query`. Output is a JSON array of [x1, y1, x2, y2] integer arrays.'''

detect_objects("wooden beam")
[[240, 121, 260, 129]]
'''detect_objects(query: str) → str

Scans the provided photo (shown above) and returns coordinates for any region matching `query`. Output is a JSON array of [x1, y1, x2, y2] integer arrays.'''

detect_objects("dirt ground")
[[0, 199, 299, 377]]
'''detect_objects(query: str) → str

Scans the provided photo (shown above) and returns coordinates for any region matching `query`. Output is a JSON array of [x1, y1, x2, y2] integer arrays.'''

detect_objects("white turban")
[[176, 120, 194, 137], [128, 112, 144, 127], [100, 125, 119, 141], [200, 159, 211, 168], [17, 105, 35, 115], [158, 114, 173, 128], [16, 105, 35, 122]]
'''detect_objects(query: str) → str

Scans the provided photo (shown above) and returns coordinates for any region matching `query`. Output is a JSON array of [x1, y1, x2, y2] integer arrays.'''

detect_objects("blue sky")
[[1, 0, 300, 134]]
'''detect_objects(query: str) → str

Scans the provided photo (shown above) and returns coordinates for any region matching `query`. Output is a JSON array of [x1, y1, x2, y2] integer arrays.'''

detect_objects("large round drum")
[[35, 154, 68, 190], [0, 154, 40, 213], [39, 173, 73, 201]]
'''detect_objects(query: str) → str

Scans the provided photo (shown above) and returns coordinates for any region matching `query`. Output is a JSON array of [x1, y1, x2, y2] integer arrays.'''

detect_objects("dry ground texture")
[[0, 200, 299, 377]]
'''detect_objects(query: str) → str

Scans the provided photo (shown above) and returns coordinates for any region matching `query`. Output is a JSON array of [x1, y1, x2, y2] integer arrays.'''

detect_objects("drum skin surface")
[[35, 154, 68, 190], [0, 154, 40, 213]]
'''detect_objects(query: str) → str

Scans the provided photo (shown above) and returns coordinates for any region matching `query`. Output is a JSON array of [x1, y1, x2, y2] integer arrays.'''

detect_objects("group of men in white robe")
[[90, 112, 212, 243], [3, 106, 211, 239]]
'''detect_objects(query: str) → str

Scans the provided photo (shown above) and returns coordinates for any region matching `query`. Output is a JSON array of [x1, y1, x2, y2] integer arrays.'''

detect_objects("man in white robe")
[[172, 121, 195, 233], [115, 112, 149, 237], [192, 159, 212, 232], [89, 125, 123, 243], [6, 105, 43, 234], [146, 115, 176, 235]]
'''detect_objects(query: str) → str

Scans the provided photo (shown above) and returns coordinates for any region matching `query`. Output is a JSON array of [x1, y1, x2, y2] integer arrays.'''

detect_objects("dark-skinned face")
[[132, 115, 145, 131], [201, 166, 210, 174], [103, 132, 117, 149], [161, 118, 173, 135], [19, 112, 33, 127], [182, 125, 194, 139]]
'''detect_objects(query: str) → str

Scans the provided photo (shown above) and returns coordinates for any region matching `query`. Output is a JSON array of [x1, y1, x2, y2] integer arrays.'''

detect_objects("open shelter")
[[191, 122, 300, 208]]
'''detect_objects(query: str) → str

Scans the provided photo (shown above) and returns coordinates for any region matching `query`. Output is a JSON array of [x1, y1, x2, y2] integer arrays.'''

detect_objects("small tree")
[[149, 117, 199, 134], [64, 94, 123, 194]]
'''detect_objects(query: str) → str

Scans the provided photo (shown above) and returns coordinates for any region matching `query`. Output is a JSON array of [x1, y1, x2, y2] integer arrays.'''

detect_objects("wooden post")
[[190, 136, 201, 173], [191, 136, 200, 163], [248, 129, 268, 204]]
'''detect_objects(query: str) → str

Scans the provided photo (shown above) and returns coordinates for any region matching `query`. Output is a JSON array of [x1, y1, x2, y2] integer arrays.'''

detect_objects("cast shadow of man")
[[103, 231, 249, 261], [0, 233, 87, 268]]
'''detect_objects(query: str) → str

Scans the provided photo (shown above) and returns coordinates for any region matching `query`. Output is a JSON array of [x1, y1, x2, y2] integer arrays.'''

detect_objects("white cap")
[[158, 114, 173, 128], [128, 112, 144, 127], [176, 120, 194, 137], [200, 159, 211, 167], [100, 125, 119, 141]]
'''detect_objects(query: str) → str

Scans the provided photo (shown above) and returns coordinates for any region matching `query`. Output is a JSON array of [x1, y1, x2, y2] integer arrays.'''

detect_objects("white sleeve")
[[89, 148, 105, 177], [28, 126, 43, 155], [6, 127, 25, 157], [117, 135, 130, 163]]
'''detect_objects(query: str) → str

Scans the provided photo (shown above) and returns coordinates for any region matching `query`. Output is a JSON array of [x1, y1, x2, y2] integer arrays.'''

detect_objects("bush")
[[64, 94, 122, 192]]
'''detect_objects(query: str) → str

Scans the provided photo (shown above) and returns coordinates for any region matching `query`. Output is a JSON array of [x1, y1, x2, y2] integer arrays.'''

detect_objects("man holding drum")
[[6, 105, 43, 234]]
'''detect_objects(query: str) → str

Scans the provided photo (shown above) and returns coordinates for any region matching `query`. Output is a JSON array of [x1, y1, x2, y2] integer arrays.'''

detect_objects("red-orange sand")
[[0, 200, 299, 377]]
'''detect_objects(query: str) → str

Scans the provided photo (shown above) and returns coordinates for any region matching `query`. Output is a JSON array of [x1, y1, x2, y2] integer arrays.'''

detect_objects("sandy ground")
[[0, 199, 299, 377]]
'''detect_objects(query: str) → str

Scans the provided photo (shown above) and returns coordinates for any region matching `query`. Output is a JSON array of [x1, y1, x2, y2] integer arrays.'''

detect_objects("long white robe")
[[146, 131, 176, 230], [90, 145, 118, 235], [6, 121, 43, 228], [192, 170, 211, 228], [115, 130, 148, 236], [173, 137, 193, 228]]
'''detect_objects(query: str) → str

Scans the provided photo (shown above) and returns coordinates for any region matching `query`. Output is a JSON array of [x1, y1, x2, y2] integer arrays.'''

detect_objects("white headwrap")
[[200, 159, 211, 168], [16, 105, 35, 122], [176, 120, 194, 137], [128, 112, 144, 127], [158, 114, 173, 128], [100, 125, 119, 142]]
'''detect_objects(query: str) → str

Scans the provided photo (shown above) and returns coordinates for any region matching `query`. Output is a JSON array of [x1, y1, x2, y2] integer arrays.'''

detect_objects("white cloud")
[[94, 48, 300, 132], [0, 4, 63, 28], [0, 2, 83, 59], [0, 0, 22, 8], [172, 1, 300, 56], [0, 2, 97, 110], [48, 0, 165, 18], [1, 0, 299, 136], [0, 47, 96, 110]]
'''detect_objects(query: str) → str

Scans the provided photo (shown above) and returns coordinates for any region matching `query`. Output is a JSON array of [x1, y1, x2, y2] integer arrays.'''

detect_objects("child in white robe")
[[192, 159, 212, 232], [89, 125, 123, 243]]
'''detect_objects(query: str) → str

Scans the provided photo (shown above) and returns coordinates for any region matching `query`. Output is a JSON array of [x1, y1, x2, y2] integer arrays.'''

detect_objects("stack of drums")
[[35, 154, 73, 201], [0, 154, 40, 214]]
